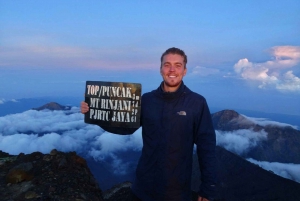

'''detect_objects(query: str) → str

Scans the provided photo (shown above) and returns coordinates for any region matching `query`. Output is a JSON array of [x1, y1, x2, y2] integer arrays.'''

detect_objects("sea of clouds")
[[0, 107, 143, 175], [0, 107, 299, 183]]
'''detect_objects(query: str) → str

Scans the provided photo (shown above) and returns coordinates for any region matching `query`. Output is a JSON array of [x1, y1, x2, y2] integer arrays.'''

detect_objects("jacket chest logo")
[[177, 111, 186, 116]]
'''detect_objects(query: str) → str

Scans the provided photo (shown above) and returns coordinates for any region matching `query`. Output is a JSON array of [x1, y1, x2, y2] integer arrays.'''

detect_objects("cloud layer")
[[216, 129, 268, 155], [244, 115, 298, 129], [234, 46, 300, 92], [248, 158, 300, 183], [0, 107, 299, 183], [0, 108, 143, 175]]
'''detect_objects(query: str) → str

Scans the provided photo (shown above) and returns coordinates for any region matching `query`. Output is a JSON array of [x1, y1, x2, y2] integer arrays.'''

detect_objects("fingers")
[[198, 196, 209, 201], [80, 101, 89, 114]]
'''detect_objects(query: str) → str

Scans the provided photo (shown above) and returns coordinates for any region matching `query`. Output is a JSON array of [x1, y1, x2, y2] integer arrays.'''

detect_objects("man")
[[81, 47, 216, 201]]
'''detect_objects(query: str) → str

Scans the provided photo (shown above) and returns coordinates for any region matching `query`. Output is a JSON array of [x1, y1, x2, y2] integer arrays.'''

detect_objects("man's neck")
[[162, 81, 182, 92]]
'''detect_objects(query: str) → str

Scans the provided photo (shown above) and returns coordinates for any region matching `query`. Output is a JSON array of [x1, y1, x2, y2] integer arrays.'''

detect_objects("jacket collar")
[[155, 81, 186, 99]]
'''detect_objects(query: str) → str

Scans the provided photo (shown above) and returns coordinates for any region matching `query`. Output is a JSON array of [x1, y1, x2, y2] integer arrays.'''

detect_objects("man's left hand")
[[198, 196, 209, 201]]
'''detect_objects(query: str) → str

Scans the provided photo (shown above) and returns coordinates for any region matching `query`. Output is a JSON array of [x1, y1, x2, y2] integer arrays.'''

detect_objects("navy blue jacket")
[[132, 82, 216, 201]]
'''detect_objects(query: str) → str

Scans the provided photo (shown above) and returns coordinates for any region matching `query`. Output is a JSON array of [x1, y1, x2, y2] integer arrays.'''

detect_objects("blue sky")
[[1, 0, 300, 115]]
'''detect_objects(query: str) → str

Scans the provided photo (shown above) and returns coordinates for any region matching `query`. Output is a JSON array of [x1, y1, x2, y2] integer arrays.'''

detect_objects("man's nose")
[[169, 66, 175, 71]]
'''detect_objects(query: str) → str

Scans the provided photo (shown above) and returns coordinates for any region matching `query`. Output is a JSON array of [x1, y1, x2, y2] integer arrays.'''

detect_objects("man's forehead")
[[162, 54, 184, 62]]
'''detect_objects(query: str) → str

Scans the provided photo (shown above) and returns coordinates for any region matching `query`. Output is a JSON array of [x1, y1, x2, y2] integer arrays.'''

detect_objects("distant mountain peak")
[[212, 109, 300, 163], [212, 109, 240, 120], [32, 102, 71, 111], [212, 109, 259, 131]]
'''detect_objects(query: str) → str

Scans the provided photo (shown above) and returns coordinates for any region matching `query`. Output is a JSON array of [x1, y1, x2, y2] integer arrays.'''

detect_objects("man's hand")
[[198, 196, 209, 201], [80, 101, 89, 114]]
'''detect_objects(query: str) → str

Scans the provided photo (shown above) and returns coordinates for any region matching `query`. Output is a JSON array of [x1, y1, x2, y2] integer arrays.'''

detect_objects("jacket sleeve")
[[194, 99, 217, 200]]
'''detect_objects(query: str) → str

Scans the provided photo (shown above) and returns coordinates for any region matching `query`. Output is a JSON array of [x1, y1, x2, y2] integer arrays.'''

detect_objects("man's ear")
[[184, 68, 187, 76]]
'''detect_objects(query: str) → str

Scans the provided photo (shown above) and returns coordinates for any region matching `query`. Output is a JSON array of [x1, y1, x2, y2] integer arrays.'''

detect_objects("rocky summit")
[[32, 102, 71, 111], [0, 150, 103, 201]]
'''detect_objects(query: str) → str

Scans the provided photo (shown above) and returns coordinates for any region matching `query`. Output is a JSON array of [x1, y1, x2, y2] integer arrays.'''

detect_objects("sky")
[[1, 0, 300, 115], [0, 107, 299, 187]]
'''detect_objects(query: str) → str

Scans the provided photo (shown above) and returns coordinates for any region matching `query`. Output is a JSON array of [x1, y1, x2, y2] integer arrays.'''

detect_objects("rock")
[[12, 162, 33, 172], [6, 169, 33, 184], [50, 149, 58, 155], [24, 191, 40, 199], [43, 154, 52, 161], [0, 150, 103, 200], [71, 154, 87, 166], [102, 181, 132, 201], [58, 157, 68, 169]]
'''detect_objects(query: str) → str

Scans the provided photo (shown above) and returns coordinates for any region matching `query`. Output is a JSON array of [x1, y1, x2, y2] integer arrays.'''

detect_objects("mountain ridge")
[[1, 102, 300, 200], [212, 109, 300, 163]]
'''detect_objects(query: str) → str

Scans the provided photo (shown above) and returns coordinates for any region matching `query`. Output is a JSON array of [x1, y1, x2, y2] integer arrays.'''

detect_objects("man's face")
[[160, 53, 187, 92]]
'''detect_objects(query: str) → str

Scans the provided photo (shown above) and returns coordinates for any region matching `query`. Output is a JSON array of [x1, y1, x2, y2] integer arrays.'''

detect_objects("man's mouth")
[[168, 75, 176, 78]]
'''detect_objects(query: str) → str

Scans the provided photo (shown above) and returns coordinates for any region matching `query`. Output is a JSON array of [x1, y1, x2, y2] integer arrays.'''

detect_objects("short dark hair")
[[160, 47, 187, 68]]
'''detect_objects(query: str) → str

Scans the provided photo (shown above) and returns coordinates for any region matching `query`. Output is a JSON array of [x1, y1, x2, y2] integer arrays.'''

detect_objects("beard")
[[162, 78, 183, 92], [164, 79, 182, 87]]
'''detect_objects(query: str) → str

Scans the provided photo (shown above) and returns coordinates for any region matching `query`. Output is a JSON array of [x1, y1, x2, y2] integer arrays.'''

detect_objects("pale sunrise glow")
[[0, 0, 299, 115]]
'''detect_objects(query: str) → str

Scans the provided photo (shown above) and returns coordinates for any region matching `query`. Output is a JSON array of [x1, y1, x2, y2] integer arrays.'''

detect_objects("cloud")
[[0, 45, 103, 69], [234, 46, 300, 92], [0, 108, 85, 135], [0, 107, 143, 175], [0, 98, 18, 104], [0, 35, 156, 70], [216, 129, 268, 155], [243, 115, 298, 129], [189, 66, 220, 76], [276, 70, 300, 92], [88, 129, 142, 159], [87, 129, 142, 175], [271, 46, 300, 61], [247, 158, 300, 183]]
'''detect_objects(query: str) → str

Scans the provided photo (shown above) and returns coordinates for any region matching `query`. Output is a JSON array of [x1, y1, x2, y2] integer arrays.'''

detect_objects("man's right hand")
[[80, 101, 89, 114]]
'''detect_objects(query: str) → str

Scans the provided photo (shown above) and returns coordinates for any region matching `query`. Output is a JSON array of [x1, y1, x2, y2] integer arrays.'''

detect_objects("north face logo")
[[177, 111, 186, 116]]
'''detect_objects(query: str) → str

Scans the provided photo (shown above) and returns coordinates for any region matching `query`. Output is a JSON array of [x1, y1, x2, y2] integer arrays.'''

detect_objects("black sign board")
[[84, 81, 141, 135]]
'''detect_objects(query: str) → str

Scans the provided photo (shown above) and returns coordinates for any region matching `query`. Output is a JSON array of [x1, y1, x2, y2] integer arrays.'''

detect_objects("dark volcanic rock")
[[32, 102, 71, 111], [102, 181, 132, 201], [102, 181, 202, 201], [0, 150, 11, 157], [192, 146, 300, 201], [248, 125, 300, 163], [0, 150, 103, 201]]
